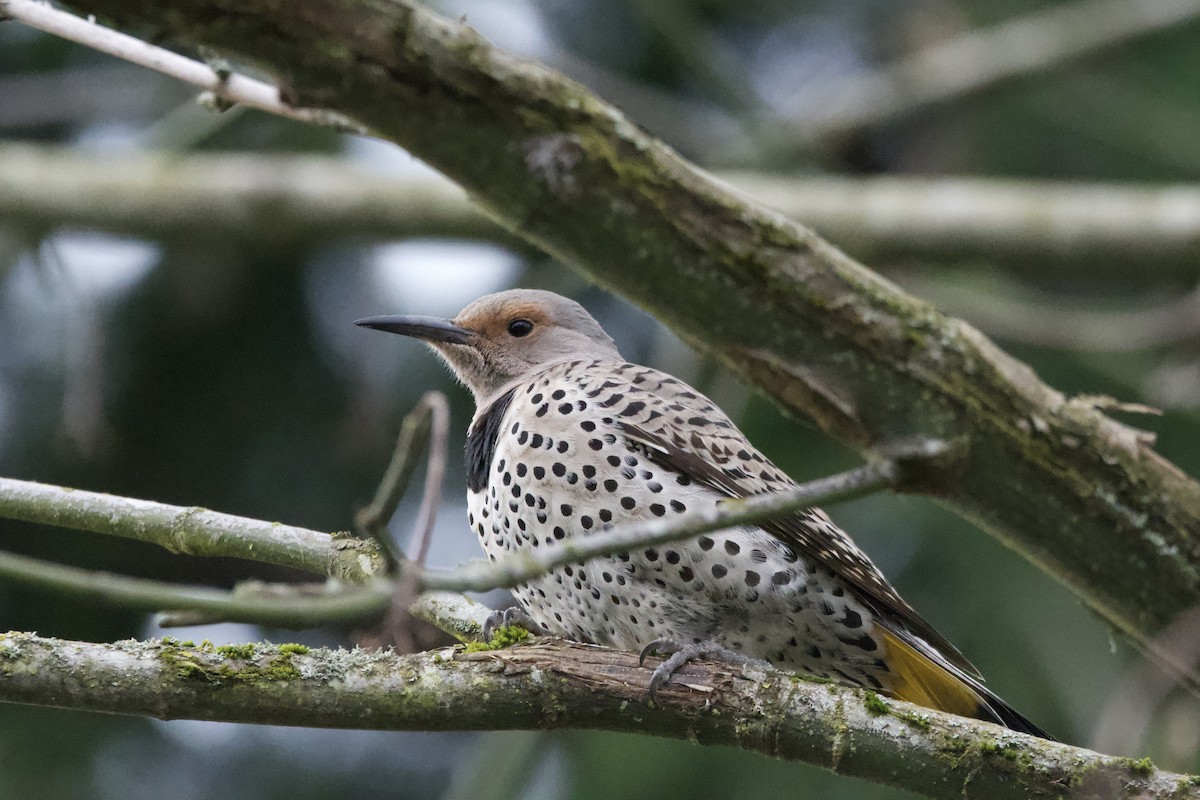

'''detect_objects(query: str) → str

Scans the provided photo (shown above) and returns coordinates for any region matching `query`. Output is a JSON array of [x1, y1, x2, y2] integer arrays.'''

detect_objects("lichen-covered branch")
[[0, 477, 385, 583], [48, 0, 1200, 662], [6, 141, 1200, 272], [0, 631, 1190, 800]]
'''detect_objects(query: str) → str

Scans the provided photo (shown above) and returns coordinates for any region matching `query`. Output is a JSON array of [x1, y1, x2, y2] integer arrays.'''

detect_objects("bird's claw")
[[481, 606, 550, 642], [638, 639, 766, 705]]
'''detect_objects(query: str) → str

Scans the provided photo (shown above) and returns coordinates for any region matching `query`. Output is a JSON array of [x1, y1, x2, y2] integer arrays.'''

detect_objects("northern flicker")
[[357, 289, 1050, 738]]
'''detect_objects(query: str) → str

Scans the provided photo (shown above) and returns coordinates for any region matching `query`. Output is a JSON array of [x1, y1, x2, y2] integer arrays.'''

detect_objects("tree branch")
[[0, 477, 385, 582], [0, 631, 1190, 800], [40, 0, 1200, 663], [0, 547, 392, 627], [790, 0, 1200, 142], [6, 142, 1200, 272]]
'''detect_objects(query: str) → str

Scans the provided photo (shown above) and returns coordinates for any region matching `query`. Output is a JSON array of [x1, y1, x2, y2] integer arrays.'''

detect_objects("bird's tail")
[[880, 628, 1053, 740]]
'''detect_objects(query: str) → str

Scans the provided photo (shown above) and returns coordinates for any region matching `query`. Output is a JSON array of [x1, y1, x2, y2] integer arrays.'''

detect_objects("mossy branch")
[[0, 631, 1192, 800], [42, 0, 1200, 661]]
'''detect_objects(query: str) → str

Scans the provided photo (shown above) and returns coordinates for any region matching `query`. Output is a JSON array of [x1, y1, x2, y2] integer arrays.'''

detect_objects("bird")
[[357, 288, 1051, 739]]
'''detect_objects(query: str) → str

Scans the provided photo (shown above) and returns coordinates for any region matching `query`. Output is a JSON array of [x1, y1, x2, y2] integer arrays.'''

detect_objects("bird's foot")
[[638, 638, 767, 704], [481, 606, 550, 642]]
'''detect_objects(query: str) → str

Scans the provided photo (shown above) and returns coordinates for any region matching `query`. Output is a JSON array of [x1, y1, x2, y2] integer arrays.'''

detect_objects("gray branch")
[[0, 477, 385, 583], [0, 631, 1190, 800], [4, 142, 1200, 271]]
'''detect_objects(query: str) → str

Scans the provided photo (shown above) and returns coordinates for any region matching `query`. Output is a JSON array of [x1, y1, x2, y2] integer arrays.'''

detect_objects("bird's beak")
[[354, 315, 473, 345]]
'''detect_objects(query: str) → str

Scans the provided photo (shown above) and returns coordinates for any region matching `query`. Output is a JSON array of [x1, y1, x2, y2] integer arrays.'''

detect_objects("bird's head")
[[357, 289, 620, 406]]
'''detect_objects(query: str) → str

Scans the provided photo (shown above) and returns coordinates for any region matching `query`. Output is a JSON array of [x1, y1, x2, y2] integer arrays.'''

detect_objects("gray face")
[[357, 289, 621, 405]]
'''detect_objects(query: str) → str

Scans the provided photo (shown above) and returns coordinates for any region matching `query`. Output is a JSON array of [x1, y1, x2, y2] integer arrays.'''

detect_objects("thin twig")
[[355, 390, 450, 569], [0, 0, 364, 133], [419, 459, 896, 593], [408, 392, 450, 566], [0, 547, 391, 628]]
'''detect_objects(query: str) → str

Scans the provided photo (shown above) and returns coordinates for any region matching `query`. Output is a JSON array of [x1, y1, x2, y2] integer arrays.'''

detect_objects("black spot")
[[647, 481, 662, 493], [620, 466, 636, 480], [832, 586, 845, 598], [557, 441, 569, 453], [599, 509, 612, 522], [820, 601, 835, 615], [602, 572, 613, 582], [604, 479, 618, 492], [698, 536, 714, 551], [670, 500, 687, 513], [808, 645, 821, 659], [711, 564, 727, 578], [676, 475, 691, 486], [577, 401, 587, 410], [560, 504, 573, 516], [645, 549, 659, 561], [665, 550, 680, 564], [553, 526, 566, 540], [511, 485, 521, 498], [620, 496, 636, 510], [842, 634, 878, 652], [619, 401, 646, 416], [566, 472, 579, 485], [737, 449, 752, 460], [536, 512, 548, 523], [724, 540, 740, 555], [532, 394, 543, 404], [516, 463, 527, 478], [581, 516, 593, 529], [599, 392, 624, 408], [552, 389, 566, 400], [679, 567, 694, 582], [536, 404, 549, 417], [552, 463, 566, 477], [524, 493, 535, 507], [533, 466, 545, 480], [624, 455, 638, 466], [841, 609, 863, 628], [687, 416, 710, 426], [649, 503, 665, 516], [744, 571, 761, 587], [502, 472, 512, 486], [750, 549, 768, 563], [581, 420, 596, 432], [589, 439, 603, 451], [607, 456, 621, 467], [582, 465, 596, 478], [585, 480, 598, 491], [558, 403, 573, 414], [517, 518, 526, 531], [530, 434, 544, 448]]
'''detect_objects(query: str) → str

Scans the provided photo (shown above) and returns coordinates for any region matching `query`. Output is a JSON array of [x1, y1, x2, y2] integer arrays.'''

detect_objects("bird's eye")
[[508, 319, 534, 337]]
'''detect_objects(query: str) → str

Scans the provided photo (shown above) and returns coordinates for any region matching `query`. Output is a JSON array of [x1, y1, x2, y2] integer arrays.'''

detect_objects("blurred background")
[[2, 0, 1200, 797]]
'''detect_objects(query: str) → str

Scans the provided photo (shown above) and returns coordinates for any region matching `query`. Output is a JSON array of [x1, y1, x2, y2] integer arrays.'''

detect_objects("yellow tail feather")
[[880, 628, 982, 719]]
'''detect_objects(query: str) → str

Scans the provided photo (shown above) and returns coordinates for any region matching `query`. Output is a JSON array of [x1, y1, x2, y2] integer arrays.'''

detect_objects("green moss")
[[979, 740, 1020, 761], [862, 691, 889, 715], [216, 643, 257, 660], [463, 625, 531, 652], [158, 639, 304, 684], [1127, 756, 1155, 775], [894, 709, 931, 730]]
